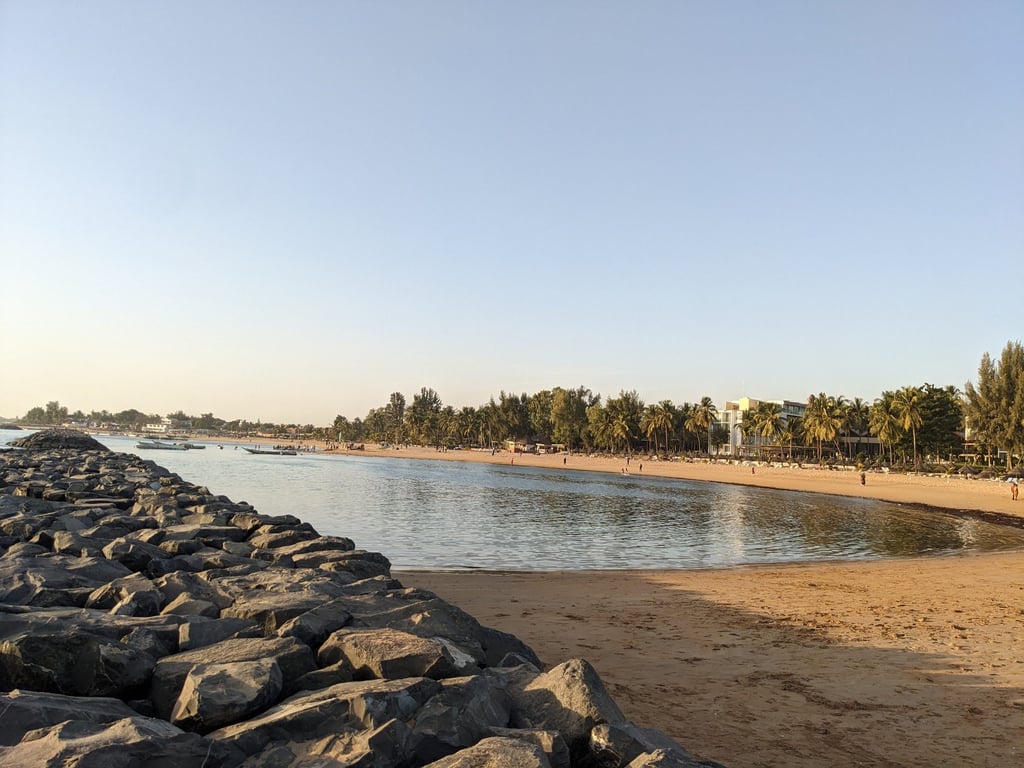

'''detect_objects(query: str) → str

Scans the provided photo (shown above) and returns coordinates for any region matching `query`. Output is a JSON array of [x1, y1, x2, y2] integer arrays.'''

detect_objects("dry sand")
[[377, 446, 1024, 767]]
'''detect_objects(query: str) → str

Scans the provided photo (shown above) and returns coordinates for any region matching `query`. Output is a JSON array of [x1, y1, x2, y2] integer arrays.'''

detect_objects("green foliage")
[[964, 340, 1024, 470]]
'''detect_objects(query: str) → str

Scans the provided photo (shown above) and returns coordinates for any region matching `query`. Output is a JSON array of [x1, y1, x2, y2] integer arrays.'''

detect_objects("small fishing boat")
[[177, 442, 206, 449], [243, 447, 297, 456], [136, 440, 189, 451]]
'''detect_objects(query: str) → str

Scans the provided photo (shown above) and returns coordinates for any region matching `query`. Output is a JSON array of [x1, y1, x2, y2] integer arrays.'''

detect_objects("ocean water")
[[3, 430, 1024, 570]]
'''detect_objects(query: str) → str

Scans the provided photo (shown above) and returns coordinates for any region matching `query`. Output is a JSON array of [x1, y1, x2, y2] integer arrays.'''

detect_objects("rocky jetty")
[[0, 430, 720, 767]]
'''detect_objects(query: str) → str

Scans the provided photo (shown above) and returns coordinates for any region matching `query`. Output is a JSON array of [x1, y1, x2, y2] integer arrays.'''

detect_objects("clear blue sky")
[[2, 2, 1021, 424]]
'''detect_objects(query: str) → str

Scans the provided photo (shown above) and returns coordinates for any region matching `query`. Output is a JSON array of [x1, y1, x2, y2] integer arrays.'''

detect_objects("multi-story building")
[[715, 397, 806, 457]]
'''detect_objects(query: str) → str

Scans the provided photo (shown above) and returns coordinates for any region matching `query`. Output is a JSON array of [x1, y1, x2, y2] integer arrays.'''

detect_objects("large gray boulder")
[[274, 599, 352, 648], [170, 658, 283, 733], [0, 554, 132, 606], [590, 722, 698, 768], [317, 627, 473, 681], [0, 689, 137, 746], [508, 658, 625, 760], [412, 674, 513, 762], [177, 617, 262, 652], [0, 625, 155, 697], [209, 676, 442, 758], [150, 636, 315, 719], [0, 715, 243, 767]]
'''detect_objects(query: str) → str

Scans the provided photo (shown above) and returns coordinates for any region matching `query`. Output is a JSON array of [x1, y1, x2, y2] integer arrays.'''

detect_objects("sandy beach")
[[374, 446, 1024, 767]]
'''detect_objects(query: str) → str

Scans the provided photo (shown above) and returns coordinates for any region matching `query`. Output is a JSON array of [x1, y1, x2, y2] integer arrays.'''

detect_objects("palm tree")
[[869, 392, 901, 464], [611, 415, 633, 456], [844, 397, 870, 458], [893, 385, 925, 463], [803, 393, 845, 462], [752, 400, 783, 461], [686, 396, 718, 455], [641, 406, 659, 455], [737, 417, 757, 458], [641, 401, 675, 457], [586, 403, 613, 453], [779, 417, 800, 462]]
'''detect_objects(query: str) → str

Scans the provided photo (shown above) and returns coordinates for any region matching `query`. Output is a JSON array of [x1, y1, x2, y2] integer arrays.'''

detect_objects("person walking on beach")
[[1012, 480, 1019, 500], [861, 471, 866, 486]]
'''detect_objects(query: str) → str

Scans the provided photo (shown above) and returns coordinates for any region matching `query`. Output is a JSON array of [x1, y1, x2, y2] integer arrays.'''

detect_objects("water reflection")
[[3, 431, 1024, 570]]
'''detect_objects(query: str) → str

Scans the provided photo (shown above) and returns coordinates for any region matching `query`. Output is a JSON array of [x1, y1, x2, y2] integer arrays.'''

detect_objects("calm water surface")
[[4, 431, 1024, 570]]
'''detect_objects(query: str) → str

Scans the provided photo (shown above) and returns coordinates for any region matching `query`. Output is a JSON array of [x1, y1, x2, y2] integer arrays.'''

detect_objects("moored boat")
[[136, 440, 189, 451], [243, 447, 297, 456]]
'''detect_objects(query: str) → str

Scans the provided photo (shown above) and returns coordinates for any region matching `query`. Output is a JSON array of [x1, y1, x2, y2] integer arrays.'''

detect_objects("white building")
[[716, 397, 806, 457]]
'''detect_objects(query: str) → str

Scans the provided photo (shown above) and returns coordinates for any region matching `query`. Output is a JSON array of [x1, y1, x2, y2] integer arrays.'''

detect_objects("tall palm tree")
[[686, 396, 718, 455], [803, 393, 845, 462], [869, 392, 901, 464], [752, 400, 783, 460], [893, 385, 925, 463], [611, 415, 633, 456], [640, 400, 675, 457], [844, 397, 870, 458], [641, 406, 660, 455]]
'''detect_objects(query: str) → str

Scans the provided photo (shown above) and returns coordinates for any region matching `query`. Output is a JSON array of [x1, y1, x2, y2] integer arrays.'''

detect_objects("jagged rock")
[[422, 735, 553, 767], [275, 599, 352, 648], [234, 719, 412, 768], [412, 674, 513, 762], [289, 661, 354, 693], [171, 658, 283, 733], [0, 554, 132, 606], [110, 589, 164, 616], [315, 549, 393, 580], [51, 529, 105, 557], [209, 677, 442, 759], [0, 625, 155, 697], [0, 689, 137, 746], [0, 715, 243, 767], [247, 525, 319, 550], [221, 589, 333, 633], [9, 429, 109, 452], [626, 749, 708, 767], [489, 728, 572, 768], [317, 627, 472, 681], [264, 535, 356, 559], [86, 572, 164, 613], [350, 595, 496, 669], [154, 570, 233, 609], [151, 636, 316, 719], [122, 627, 173, 659], [178, 617, 263, 652], [590, 722, 696, 768], [161, 592, 220, 618], [509, 658, 625, 760], [102, 537, 169, 573]]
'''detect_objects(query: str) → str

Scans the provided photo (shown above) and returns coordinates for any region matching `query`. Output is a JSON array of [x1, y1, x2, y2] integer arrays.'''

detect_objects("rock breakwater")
[[0, 430, 720, 767]]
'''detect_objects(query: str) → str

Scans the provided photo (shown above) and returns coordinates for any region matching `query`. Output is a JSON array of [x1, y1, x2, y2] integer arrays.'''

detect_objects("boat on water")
[[243, 447, 297, 456], [177, 442, 206, 450], [136, 440, 189, 451]]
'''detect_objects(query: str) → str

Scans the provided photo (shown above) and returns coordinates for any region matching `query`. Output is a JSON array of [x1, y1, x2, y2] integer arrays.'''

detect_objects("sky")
[[1, 2, 1021, 424]]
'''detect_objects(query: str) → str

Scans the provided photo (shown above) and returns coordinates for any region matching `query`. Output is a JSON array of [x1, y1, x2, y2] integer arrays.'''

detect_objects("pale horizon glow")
[[2, 2, 1021, 424]]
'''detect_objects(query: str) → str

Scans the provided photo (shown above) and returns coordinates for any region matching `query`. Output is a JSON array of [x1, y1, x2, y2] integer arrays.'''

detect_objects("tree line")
[[332, 341, 1022, 470], [16, 403, 317, 440], [14, 341, 1024, 470]]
